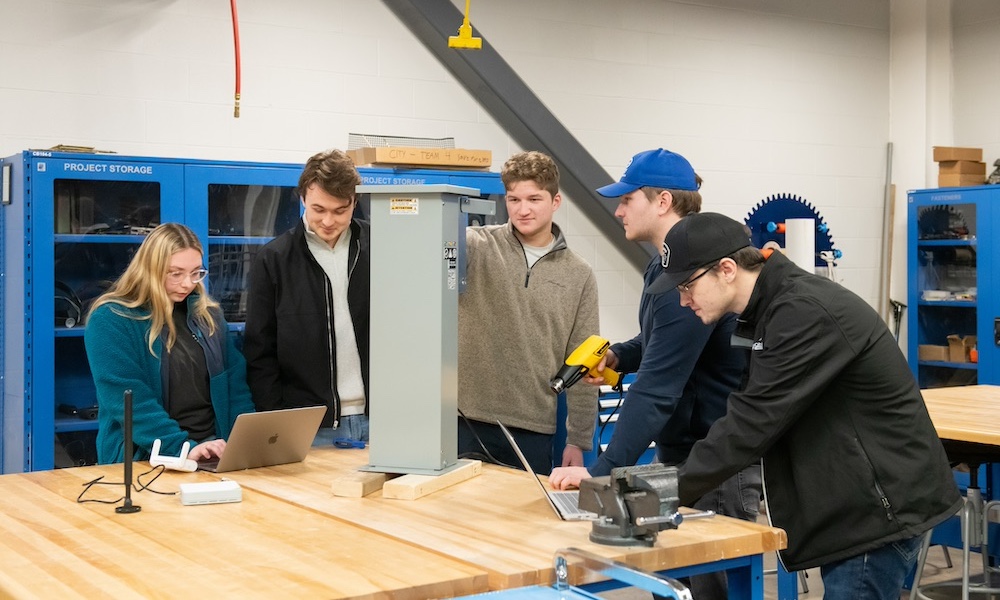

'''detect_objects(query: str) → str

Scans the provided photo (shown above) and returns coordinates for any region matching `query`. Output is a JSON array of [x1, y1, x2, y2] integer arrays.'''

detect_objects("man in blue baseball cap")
[[550, 148, 760, 600]]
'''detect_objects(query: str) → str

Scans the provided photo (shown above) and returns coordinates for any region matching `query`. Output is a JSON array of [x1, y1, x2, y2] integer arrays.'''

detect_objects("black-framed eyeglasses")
[[676, 264, 715, 293], [166, 267, 209, 284]]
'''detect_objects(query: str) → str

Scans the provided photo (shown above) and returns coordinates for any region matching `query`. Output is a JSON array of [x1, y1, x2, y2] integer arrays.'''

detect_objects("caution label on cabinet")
[[389, 197, 419, 215]]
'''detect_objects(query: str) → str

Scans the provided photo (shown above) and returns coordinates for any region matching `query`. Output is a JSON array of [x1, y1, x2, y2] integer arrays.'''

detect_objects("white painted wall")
[[0, 0, 994, 346], [887, 0, 940, 354], [469, 0, 891, 342], [953, 0, 1000, 164]]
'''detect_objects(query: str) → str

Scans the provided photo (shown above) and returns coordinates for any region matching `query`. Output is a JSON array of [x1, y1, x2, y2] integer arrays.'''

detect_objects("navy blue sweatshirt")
[[589, 254, 745, 476]]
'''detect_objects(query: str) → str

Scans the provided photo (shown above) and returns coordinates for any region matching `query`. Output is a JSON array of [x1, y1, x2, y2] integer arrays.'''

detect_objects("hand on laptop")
[[189, 439, 227, 462], [549, 466, 589, 490]]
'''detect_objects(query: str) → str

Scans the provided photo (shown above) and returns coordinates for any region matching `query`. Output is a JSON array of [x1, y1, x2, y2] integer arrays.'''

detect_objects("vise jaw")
[[579, 463, 681, 546]]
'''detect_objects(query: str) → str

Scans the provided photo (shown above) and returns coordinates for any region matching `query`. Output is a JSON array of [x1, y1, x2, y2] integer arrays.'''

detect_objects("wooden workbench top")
[[922, 385, 1000, 446], [0, 464, 487, 599], [223, 447, 786, 590]]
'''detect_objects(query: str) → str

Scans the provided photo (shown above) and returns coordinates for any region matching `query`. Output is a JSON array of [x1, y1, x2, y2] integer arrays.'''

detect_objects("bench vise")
[[579, 464, 684, 547]]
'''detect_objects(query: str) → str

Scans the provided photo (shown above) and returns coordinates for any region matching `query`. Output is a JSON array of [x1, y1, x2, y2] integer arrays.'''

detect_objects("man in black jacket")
[[244, 149, 370, 444], [652, 212, 961, 599]]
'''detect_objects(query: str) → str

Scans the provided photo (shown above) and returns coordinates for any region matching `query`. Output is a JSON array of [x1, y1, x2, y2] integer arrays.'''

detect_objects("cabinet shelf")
[[54, 234, 149, 244], [54, 327, 86, 337], [918, 300, 977, 308], [917, 239, 977, 246], [208, 235, 274, 245], [54, 417, 100, 434], [917, 361, 978, 370]]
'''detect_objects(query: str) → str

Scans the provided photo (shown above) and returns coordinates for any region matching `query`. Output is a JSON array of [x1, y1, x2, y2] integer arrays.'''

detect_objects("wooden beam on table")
[[382, 459, 482, 500]]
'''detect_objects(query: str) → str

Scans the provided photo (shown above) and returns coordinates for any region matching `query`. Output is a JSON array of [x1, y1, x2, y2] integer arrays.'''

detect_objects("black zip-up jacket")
[[678, 252, 961, 570], [244, 219, 370, 428]]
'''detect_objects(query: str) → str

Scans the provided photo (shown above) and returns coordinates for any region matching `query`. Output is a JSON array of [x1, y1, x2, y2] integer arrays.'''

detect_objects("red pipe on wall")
[[231, 0, 241, 118]]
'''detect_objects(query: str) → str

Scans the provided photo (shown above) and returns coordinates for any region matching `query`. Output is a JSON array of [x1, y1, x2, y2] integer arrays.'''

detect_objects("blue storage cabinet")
[[907, 184, 1000, 558], [0, 150, 502, 473], [907, 185, 999, 388]]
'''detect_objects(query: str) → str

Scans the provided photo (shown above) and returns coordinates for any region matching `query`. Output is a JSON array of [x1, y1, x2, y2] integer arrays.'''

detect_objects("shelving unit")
[[907, 185, 999, 389], [907, 185, 1000, 562], [1, 150, 502, 473]]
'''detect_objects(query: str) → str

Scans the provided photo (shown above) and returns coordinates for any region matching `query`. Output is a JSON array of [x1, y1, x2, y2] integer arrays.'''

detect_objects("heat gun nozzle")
[[549, 378, 566, 394]]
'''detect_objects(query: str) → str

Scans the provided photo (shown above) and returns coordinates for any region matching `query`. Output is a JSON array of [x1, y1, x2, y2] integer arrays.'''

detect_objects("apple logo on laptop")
[[268, 433, 279, 444]]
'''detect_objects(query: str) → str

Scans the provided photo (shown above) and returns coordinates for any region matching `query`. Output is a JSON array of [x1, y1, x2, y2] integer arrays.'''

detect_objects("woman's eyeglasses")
[[166, 268, 209, 284]]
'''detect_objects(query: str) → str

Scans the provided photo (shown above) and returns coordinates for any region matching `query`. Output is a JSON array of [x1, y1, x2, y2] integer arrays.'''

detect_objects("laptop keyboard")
[[551, 490, 583, 515], [197, 460, 220, 472]]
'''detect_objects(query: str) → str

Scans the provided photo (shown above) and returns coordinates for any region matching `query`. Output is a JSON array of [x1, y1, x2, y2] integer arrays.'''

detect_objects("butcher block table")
[[0, 463, 487, 599], [921, 385, 1000, 446], [917, 384, 1000, 599], [224, 447, 787, 598]]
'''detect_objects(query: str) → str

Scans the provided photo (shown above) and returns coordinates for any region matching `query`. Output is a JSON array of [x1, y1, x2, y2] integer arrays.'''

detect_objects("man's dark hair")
[[642, 173, 704, 217], [730, 245, 766, 271], [297, 149, 361, 201]]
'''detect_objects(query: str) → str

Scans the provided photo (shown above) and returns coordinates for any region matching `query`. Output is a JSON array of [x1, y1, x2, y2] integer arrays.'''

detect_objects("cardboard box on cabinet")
[[918, 345, 950, 362], [938, 173, 986, 188], [946, 335, 977, 363], [933, 146, 983, 162], [938, 160, 986, 175]]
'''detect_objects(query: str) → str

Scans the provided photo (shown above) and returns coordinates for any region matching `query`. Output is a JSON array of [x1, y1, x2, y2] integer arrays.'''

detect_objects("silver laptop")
[[199, 406, 327, 473], [497, 420, 596, 521]]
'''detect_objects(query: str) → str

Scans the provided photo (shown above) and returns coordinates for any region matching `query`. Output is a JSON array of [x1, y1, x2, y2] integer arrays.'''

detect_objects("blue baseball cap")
[[596, 148, 699, 198]]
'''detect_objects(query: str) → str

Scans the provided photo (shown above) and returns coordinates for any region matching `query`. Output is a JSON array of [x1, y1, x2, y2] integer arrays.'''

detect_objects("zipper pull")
[[881, 496, 893, 521]]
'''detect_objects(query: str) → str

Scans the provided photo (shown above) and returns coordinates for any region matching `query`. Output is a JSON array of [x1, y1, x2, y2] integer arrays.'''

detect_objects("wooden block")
[[938, 160, 986, 175], [347, 146, 491, 169], [331, 470, 393, 497], [933, 146, 983, 162], [382, 459, 482, 500]]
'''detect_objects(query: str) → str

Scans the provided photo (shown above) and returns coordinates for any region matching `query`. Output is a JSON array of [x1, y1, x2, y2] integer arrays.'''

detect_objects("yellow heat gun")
[[548, 335, 622, 394]]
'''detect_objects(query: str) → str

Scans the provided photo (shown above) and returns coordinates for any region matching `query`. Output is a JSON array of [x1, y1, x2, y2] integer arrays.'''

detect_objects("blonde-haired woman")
[[85, 223, 255, 464]]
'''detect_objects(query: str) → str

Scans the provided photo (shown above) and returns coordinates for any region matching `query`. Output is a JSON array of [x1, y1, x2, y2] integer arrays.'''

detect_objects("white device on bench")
[[149, 439, 199, 472]]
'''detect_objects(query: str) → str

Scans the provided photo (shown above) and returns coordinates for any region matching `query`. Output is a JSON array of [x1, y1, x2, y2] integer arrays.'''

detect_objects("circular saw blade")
[[916, 205, 969, 240], [744, 193, 837, 268]]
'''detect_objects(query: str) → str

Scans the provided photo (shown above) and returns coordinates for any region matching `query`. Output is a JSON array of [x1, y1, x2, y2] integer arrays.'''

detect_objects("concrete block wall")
[[0, 0, 996, 344], [953, 0, 1000, 167]]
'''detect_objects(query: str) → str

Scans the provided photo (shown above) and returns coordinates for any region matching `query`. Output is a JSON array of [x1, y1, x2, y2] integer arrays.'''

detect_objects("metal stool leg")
[[982, 500, 1000, 589], [909, 528, 935, 600], [942, 545, 954, 569], [962, 493, 977, 600]]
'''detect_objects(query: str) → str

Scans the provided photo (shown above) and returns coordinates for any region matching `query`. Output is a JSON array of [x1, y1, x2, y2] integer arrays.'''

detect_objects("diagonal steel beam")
[[382, 0, 656, 270]]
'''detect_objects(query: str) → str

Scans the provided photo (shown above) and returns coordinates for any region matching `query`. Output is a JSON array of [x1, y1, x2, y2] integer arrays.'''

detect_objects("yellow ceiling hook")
[[448, 0, 482, 49]]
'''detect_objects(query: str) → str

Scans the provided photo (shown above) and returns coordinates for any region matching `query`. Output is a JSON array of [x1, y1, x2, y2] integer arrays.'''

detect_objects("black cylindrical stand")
[[116, 389, 141, 514]]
